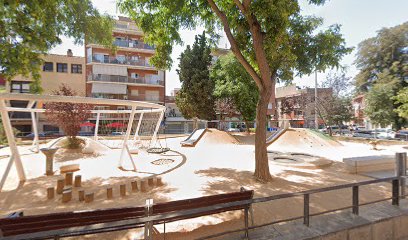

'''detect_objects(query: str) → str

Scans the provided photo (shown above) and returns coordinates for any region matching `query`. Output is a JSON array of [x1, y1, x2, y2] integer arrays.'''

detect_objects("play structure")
[[180, 128, 207, 146], [0, 93, 166, 191], [181, 128, 239, 147]]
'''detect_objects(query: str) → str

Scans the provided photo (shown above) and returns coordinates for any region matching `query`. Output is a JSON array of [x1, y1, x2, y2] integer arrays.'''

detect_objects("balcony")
[[91, 93, 164, 103], [114, 39, 155, 50], [87, 74, 164, 86], [115, 23, 140, 32], [89, 55, 154, 68]]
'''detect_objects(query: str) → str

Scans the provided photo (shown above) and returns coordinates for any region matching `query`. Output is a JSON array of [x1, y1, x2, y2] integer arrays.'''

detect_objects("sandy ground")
[[0, 129, 407, 239]]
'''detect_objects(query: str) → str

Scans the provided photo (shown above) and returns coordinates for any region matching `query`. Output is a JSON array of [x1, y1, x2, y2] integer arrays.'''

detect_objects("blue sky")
[[50, 0, 408, 94]]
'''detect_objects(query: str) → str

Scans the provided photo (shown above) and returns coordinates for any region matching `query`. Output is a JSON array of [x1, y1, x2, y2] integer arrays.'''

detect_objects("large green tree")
[[119, 0, 351, 182], [175, 33, 215, 124], [212, 53, 258, 131], [0, 0, 114, 93], [354, 22, 408, 129], [394, 87, 408, 119]]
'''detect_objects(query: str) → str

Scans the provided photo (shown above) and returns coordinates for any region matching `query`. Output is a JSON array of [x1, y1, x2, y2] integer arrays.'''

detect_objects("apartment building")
[[6, 51, 85, 134], [274, 85, 332, 128], [85, 16, 165, 106]]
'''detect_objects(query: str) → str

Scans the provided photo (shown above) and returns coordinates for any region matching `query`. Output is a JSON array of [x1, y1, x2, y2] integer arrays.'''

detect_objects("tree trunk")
[[193, 117, 198, 129], [254, 87, 274, 182], [244, 120, 250, 134]]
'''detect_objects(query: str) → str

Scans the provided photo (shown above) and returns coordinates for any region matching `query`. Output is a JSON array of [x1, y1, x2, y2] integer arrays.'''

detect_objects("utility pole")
[[314, 69, 318, 130]]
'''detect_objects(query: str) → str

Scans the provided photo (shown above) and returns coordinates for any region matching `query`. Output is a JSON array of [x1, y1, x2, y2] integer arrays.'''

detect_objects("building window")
[[57, 63, 68, 73], [43, 62, 53, 72], [130, 73, 139, 79], [71, 64, 82, 74], [11, 81, 30, 93]]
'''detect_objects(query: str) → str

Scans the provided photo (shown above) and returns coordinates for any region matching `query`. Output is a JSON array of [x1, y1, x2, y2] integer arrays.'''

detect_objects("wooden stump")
[[147, 177, 154, 187], [56, 178, 65, 194], [106, 187, 113, 199], [74, 175, 82, 187], [65, 172, 73, 186], [156, 177, 164, 187], [120, 184, 126, 197], [78, 190, 85, 202], [131, 181, 138, 192], [47, 187, 55, 200], [140, 180, 148, 192], [62, 188, 72, 203], [85, 193, 94, 203]]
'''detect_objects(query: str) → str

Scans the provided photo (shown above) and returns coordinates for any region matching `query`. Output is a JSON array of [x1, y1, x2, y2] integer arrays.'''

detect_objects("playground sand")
[[0, 129, 407, 239]]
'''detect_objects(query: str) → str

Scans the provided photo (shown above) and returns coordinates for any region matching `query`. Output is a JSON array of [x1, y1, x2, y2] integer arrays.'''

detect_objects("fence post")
[[144, 199, 154, 240], [303, 194, 310, 226], [396, 152, 407, 199], [352, 186, 359, 215], [392, 179, 400, 206]]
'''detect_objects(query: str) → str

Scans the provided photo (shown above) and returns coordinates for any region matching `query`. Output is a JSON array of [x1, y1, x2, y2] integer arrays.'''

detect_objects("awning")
[[91, 83, 127, 94]]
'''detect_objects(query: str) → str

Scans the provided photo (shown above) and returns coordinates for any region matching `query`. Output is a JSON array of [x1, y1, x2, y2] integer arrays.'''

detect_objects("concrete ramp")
[[181, 128, 207, 147], [266, 128, 287, 145]]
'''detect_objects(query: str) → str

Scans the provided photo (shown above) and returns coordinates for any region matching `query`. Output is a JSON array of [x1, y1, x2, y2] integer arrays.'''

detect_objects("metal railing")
[[4, 175, 405, 240], [115, 23, 140, 32], [90, 55, 153, 68], [113, 39, 155, 50], [87, 74, 164, 86]]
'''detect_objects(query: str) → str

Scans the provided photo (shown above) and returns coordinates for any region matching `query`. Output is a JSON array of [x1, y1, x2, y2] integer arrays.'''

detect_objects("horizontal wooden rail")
[[1, 176, 401, 240]]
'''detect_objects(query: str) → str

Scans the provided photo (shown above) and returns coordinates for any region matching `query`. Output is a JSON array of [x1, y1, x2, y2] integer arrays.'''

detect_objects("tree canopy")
[[0, 0, 114, 92], [354, 22, 408, 92], [175, 33, 215, 121], [118, 0, 351, 182], [212, 53, 258, 127]]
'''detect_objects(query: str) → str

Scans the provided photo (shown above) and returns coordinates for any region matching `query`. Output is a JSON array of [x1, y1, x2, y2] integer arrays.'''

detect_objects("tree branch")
[[206, 0, 264, 90]]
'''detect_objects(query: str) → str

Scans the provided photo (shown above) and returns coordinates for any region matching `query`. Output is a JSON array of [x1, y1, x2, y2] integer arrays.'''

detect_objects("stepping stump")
[[120, 184, 126, 197], [140, 179, 148, 192], [62, 188, 72, 203], [106, 187, 113, 199], [74, 175, 82, 187], [65, 172, 73, 186], [147, 177, 154, 187], [156, 177, 164, 187], [56, 178, 65, 194], [47, 187, 55, 200], [78, 190, 85, 202], [85, 192, 94, 203], [131, 181, 138, 192]]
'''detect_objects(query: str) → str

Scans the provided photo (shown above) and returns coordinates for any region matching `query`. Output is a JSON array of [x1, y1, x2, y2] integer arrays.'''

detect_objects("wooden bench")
[[0, 188, 254, 239]]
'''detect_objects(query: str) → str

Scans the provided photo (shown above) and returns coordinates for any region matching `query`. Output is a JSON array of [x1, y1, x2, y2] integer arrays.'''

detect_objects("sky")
[[50, 0, 408, 95]]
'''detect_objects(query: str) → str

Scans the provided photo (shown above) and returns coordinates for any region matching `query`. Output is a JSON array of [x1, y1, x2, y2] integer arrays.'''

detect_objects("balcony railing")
[[87, 74, 164, 86], [90, 93, 164, 103], [90, 55, 154, 68], [114, 39, 155, 50], [115, 23, 140, 32]]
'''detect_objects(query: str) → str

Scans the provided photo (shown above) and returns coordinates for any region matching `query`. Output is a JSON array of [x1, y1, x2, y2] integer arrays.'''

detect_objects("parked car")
[[79, 131, 93, 136], [395, 130, 408, 141], [352, 130, 373, 138], [227, 128, 240, 132], [111, 131, 125, 136], [371, 129, 395, 139], [24, 132, 46, 138]]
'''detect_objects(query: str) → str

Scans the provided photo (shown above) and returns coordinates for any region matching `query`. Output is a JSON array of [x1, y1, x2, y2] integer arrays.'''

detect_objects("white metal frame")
[[0, 93, 165, 191]]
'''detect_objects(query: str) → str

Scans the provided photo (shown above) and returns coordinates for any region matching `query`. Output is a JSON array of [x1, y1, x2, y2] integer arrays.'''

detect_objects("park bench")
[[0, 188, 254, 239]]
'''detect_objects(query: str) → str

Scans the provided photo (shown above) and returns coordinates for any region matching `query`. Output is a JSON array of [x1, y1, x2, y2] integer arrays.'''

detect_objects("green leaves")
[[175, 32, 215, 120], [0, 0, 114, 92]]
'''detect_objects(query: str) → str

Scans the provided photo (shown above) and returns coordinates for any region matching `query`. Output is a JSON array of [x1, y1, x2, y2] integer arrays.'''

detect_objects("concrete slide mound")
[[182, 128, 239, 147], [268, 128, 342, 153]]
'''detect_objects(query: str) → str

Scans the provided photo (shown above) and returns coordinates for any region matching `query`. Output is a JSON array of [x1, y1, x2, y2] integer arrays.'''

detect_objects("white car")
[[227, 128, 240, 132], [372, 129, 395, 139]]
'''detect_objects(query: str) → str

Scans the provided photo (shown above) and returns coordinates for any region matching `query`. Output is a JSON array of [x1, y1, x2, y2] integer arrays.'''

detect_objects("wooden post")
[[244, 207, 249, 238], [65, 172, 73, 186], [131, 181, 138, 192], [120, 184, 126, 197], [144, 199, 154, 240], [56, 178, 65, 194], [156, 177, 164, 187], [78, 190, 85, 202], [304, 194, 310, 226], [47, 187, 54, 200], [85, 192, 94, 203], [62, 188, 72, 203], [140, 179, 148, 192], [148, 177, 154, 187], [352, 186, 359, 215], [107, 187, 113, 199], [74, 175, 82, 188]]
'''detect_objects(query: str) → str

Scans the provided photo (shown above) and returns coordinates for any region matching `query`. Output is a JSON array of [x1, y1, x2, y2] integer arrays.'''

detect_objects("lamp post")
[[314, 69, 318, 130]]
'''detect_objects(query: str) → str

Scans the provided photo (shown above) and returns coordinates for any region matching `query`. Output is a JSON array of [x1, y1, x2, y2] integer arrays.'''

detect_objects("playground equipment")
[[0, 93, 165, 192], [181, 128, 207, 147]]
